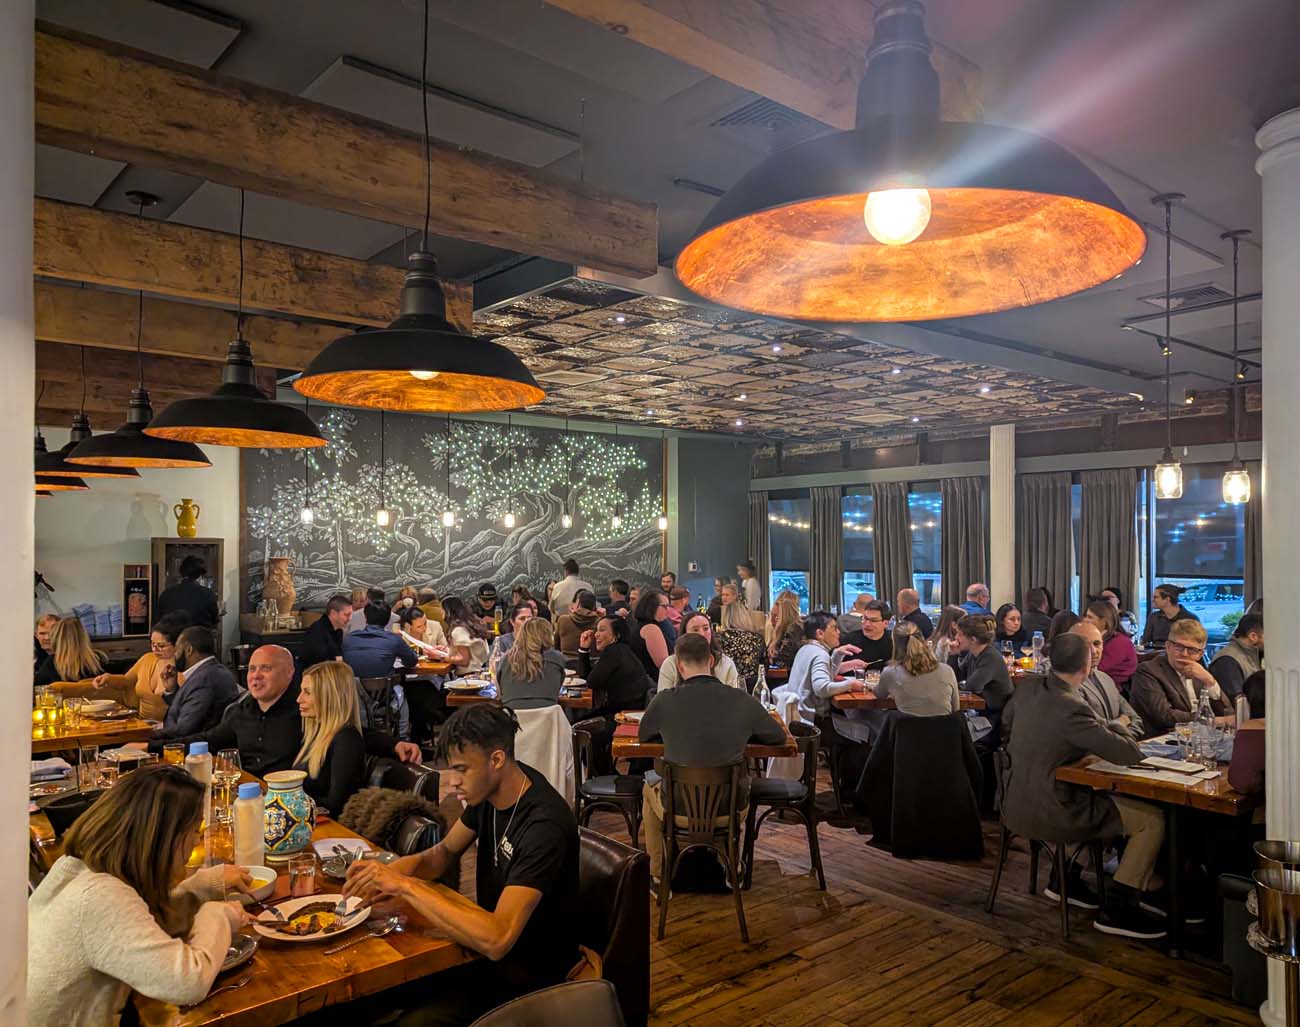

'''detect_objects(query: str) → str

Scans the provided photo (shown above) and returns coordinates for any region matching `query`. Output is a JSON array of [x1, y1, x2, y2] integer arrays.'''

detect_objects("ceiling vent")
[[711, 97, 817, 132], [1138, 283, 1232, 310]]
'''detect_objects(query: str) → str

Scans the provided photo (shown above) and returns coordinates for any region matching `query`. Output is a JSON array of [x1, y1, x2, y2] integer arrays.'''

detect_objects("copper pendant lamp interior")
[[147, 188, 326, 448], [674, 1, 1146, 322], [36, 472, 88, 492], [67, 388, 212, 469]]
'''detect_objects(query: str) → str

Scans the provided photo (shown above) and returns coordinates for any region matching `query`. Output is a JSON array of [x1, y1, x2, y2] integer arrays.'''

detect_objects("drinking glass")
[[999, 640, 1014, 667], [65, 697, 83, 730], [1174, 721, 1196, 763], [288, 853, 317, 897], [163, 743, 186, 767], [96, 760, 119, 789], [214, 750, 242, 823], [78, 745, 99, 790]]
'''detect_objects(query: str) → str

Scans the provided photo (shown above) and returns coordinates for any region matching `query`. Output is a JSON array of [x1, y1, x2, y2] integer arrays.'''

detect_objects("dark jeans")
[[406, 678, 448, 745]]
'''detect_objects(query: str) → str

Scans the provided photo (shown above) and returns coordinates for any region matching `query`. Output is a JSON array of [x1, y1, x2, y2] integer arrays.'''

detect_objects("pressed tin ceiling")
[[472, 276, 1147, 443]]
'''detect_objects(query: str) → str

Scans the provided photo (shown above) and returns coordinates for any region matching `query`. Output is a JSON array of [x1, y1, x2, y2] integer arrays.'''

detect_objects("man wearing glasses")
[[1129, 619, 1232, 737], [840, 599, 893, 670]]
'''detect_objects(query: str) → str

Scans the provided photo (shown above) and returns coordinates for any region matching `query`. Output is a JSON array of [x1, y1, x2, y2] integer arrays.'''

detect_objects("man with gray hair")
[[895, 587, 933, 639], [1070, 620, 1143, 738], [960, 582, 991, 615]]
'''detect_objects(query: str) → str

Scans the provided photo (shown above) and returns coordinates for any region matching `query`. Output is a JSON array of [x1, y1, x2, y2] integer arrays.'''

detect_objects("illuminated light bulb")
[[409, 370, 439, 381], [863, 188, 932, 245], [300, 505, 314, 525], [1222, 464, 1251, 505], [442, 509, 455, 527], [376, 507, 391, 527], [503, 511, 516, 529], [1154, 450, 1183, 500], [561, 513, 572, 529], [611, 513, 623, 530], [657, 514, 669, 531]]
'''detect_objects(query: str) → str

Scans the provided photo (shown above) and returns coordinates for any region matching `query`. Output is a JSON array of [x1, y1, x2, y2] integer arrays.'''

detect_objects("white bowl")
[[242, 866, 277, 902]]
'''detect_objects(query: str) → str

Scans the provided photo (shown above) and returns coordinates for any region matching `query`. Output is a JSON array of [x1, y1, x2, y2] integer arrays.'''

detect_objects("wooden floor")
[[582, 777, 1258, 1027]]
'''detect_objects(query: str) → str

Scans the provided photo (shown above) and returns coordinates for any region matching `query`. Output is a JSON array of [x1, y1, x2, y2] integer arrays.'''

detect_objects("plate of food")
[[614, 710, 644, 725], [252, 895, 370, 942], [446, 678, 492, 692]]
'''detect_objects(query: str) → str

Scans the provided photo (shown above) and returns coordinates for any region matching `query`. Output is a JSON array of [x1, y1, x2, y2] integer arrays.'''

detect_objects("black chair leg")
[[804, 809, 826, 890], [742, 804, 759, 890], [726, 838, 749, 943], [1054, 844, 1071, 939], [1028, 840, 1040, 895], [986, 825, 1013, 914], [657, 842, 675, 941]]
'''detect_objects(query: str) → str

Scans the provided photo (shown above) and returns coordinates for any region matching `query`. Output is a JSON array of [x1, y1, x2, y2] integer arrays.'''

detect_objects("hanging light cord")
[[135, 195, 146, 389], [1163, 197, 1172, 451], [421, 0, 432, 251], [1230, 234, 1241, 461], [445, 414, 451, 498], [79, 346, 87, 415], [379, 410, 386, 506], [236, 187, 245, 333], [304, 398, 311, 499]]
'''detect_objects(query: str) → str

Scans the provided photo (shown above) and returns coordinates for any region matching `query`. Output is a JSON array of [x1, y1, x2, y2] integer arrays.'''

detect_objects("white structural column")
[[0, 2, 34, 1022], [1258, 105, 1300, 1027], [988, 424, 1016, 608]]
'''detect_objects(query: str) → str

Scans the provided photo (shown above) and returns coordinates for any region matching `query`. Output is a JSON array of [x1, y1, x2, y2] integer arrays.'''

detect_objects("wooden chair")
[[468, 980, 625, 1027], [573, 723, 644, 847], [742, 721, 826, 890], [657, 760, 749, 942], [357, 674, 399, 735]]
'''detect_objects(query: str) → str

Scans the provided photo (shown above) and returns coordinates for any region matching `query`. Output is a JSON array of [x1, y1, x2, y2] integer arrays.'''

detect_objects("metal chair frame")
[[742, 721, 826, 890]]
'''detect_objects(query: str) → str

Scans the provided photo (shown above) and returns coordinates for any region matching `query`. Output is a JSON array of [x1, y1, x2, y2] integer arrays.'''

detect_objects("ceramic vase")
[[262, 557, 296, 617], [262, 770, 315, 859], [173, 498, 200, 538]]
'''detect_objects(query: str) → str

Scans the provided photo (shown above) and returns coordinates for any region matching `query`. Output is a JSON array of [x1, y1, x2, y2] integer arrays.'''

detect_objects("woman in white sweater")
[[28, 764, 254, 1026], [657, 611, 742, 690]]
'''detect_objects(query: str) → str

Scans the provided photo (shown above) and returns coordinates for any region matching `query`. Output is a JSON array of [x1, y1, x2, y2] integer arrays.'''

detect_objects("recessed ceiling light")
[[645, 408, 655, 415], [771, 344, 782, 353], [979, 385, 991, 394], [613, 314, 627, 323], [1129, 391, 1145, 401], [890, 367, 901, 375], [735, 418, 744, 426], [737, 393, 747, 401], [911, 416, 921, 423]]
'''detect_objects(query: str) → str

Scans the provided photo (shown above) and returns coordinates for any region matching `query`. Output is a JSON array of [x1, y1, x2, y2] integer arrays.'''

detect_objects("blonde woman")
[[295, 661, 366, 816], [718, 596, 766, 680], [766, 596, 803, 668], [90, 613, 188, 717], [34, 617, 105, 690], [875, 623, 960, 716], [27, 765, 253, 1026], [496, 617, 567, 709]]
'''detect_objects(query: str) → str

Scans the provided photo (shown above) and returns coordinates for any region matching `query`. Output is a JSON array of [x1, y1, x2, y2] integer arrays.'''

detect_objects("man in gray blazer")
[[1001, 634, 1166, 940], [150, 626, 239, 741], [1071, 621, 1144, 738]]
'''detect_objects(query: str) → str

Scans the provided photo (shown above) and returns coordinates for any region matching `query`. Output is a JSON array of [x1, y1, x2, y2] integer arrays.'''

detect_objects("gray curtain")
[[1078, 468, 1138, 609], [748, 490, 770, 598], [1017, 472, 1074, 609], [1244, 461, 1261, 607], [809, 485, 844, 612], [940, 476, 986, 607], [871, 481, 913, 609]]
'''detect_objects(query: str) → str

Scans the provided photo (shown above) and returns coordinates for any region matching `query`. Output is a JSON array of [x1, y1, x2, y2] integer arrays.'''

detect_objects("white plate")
[[566, 678, 586, 688], [252, 894, 371, 943], [81, 700, 118, 714], [620, 711, 644, 724], [313, 838, 370, 860], [447, 678, 492, 691]]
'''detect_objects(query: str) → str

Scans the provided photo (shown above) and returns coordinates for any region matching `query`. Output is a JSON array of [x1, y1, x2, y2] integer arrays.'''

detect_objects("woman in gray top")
[[496, 618, 567, 709], [876, 623, 960, 716]]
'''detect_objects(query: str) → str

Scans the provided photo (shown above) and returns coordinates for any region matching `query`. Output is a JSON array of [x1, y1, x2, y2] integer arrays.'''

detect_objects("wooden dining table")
[[411, 659, 453, 677], [611, 712, 797, 760], [446, 687, 593, 711], [1056, 754, 1260, 957], [832, 689, 986, 711], [31, 715, 155, 753]]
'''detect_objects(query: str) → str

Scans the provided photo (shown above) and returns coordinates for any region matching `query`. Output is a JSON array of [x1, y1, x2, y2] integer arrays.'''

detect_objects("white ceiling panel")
[[35, 145, 125, 205], [302, 57, 578, 168], [37, 0, 240, 66], [169, 183, 407, 262]]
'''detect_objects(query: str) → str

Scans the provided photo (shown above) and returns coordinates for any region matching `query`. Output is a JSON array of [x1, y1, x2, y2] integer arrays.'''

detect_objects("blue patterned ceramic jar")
[[263, 770, 315, 859]]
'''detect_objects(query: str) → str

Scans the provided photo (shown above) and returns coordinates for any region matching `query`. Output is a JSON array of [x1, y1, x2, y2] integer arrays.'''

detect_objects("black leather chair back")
[[578, 828, 649, 1027], [366, 756, 441, 802], [468, 980, 625, 1027]]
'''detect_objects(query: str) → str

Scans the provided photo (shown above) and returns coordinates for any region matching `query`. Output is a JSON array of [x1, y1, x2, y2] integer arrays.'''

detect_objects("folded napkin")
[[31, 757, 72, 781]]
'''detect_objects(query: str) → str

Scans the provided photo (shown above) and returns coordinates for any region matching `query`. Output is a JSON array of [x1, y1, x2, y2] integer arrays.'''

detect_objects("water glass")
[[65, 697, 83, 730], [288, 852, 317, 897]]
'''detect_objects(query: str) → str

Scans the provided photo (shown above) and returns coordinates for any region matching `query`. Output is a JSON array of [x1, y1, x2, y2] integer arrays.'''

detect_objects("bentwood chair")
[[469, 980, 625, 1027], [657, 760, 749, 942], [573, 723, 644, 847], [357, 674, 399, 735], [742, 721, 826, 890]]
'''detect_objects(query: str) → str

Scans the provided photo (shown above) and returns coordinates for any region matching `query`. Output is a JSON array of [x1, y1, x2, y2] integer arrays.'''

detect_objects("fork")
[[185, 971, 252, 1008]]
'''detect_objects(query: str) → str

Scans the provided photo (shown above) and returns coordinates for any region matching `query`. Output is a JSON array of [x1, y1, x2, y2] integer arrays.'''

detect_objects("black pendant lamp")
[[146, 189, 325, 448], [675, 1, 1146, 322], [67, 193, 211, 470], [34, 428, 89, 490], [43, 349, 141, 479], [292, 0, 543, 413]]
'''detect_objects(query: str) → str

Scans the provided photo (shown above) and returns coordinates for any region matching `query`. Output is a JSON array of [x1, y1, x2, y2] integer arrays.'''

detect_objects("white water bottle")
[[233, 782, 265, 868], [184, 741, 214, 865]]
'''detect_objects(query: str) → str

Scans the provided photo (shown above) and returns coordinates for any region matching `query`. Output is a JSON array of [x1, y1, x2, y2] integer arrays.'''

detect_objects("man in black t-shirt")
[[343, 704, 579, 1025], [840, 599, 894, 669]]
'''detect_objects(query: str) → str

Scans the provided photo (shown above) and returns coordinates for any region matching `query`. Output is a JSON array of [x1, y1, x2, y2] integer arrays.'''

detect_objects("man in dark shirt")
[[895, 588, 934, 639], [606, 578, 631, 616], [153, 555, 219, 628], [342, 602, 417, 679], [637, 633, 786, 884], [299, 593, 353, 670], [343, 704, 579, 1025], [840, 599, 893, 669]]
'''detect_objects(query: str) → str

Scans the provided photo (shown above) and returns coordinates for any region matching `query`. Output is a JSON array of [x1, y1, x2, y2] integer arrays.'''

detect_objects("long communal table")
[[611, 712, 797, 760], [831, 689, 986, 711], [31, 716, 155, 753]]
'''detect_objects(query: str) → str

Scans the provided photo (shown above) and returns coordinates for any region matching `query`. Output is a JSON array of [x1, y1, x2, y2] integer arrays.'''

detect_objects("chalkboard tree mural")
[[245, 409, 664, 610]]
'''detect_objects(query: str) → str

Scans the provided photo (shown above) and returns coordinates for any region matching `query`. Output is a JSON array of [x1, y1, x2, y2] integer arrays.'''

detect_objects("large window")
[[768, 494, 810, 613], [1150, 463, 1245, 646], [908, 483, 943, 618], [841, 491, 874, 612]]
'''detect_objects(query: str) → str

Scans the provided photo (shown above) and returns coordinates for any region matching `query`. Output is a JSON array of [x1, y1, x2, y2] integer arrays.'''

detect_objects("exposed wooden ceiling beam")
[[543, 0, 982, 129], [35, 199, 474, 332], [35, 23, 659, 278]]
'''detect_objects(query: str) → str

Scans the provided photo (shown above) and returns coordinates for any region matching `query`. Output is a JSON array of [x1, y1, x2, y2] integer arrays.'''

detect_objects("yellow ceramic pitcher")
[[173, 498, 200, 537]]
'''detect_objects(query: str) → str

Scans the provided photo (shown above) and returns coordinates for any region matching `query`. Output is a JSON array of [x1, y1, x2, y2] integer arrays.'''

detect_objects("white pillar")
[[988, 424, 1016, 608], [0, 2, 34, 1022], [1258, 105, 1300, 1027]]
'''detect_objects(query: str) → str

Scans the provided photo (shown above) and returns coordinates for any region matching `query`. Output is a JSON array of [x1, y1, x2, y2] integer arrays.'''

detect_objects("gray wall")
[[671, 436, 755, 603]]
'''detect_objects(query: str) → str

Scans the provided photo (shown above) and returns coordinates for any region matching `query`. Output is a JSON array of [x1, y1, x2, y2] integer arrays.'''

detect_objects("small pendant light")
[[292, 0, 543, 413], [1152, 193, 1184, 501], [501, 414, 517, 529], [610, 422, 623, 530], [441, 414, 455, 528], [375, 410, 391, 528], [560, 418, 573, 530], [67, 193, 211, 470], [146, 188, 326, 449], [42, 350, 140, 480], [656, 429, 669, 531], [300, 398, 316, 525], [1221, 228, 1252, 505]]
